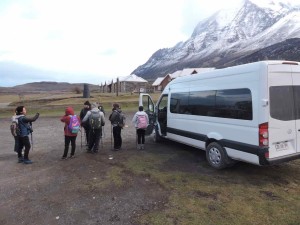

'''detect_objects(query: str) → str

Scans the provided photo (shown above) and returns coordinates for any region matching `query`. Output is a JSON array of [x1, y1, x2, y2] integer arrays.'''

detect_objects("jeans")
[[63, 136, 77, 157], [113, 126, 122, 149]]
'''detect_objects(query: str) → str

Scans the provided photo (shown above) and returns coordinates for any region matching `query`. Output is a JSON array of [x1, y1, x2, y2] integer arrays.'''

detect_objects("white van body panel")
[[142, 61, 300, 167]]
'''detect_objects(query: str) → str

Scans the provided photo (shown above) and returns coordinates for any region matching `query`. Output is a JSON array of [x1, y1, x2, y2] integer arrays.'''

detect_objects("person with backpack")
[[80, 101, 91, 146], [15, 106, 40, 164], [60, 107, 80, 160], [109, 103, 125, 151], [82, 102, 105, 153], [132, 106, 149, 150]]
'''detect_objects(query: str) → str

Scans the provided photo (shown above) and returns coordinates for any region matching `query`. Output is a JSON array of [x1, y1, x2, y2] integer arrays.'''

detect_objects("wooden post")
[[116, 77, 119, 96]]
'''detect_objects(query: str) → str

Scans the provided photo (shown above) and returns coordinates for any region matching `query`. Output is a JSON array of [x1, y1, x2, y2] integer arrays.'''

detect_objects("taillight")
[[259, 122, 269, 147]]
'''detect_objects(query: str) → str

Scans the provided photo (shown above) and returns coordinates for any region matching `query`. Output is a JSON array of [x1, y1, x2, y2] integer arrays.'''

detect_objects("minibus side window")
[[170, 92, 189, 114], [216, 89, 253, 120], [189, 91, 216, 116]]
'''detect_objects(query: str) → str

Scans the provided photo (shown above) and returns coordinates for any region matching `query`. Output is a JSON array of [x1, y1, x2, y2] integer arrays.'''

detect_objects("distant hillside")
[[0, 81, 100, 93]]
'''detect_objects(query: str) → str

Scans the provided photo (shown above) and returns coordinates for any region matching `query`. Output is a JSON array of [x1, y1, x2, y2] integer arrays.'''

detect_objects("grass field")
[[1, 91, 300, 225], [0, 91, 161, 118]]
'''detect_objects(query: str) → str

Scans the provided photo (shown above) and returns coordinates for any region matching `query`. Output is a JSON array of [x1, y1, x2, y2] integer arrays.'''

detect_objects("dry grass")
[[124, 150, 300, 225], [0, 91, 161, 118]]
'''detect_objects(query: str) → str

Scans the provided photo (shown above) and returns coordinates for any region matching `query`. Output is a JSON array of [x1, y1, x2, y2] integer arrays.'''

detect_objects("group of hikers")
[[10, 101, 149, 164]]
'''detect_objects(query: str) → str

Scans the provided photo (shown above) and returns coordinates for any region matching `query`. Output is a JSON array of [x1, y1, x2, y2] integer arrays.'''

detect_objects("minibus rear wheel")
[[206, 142, 228, 169]]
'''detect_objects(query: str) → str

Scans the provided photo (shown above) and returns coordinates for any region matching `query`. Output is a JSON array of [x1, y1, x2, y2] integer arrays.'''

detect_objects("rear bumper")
[[259, 153, 300, 165]]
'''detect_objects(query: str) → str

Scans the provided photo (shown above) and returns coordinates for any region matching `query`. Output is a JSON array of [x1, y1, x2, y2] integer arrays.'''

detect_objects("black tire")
[[206, 142, 229, 169]]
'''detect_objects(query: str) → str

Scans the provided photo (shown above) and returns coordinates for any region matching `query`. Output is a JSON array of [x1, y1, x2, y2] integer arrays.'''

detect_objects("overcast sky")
[[0, 0, 299, 86]]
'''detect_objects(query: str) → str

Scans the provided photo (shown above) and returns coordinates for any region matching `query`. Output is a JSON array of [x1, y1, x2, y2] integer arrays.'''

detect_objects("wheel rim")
[[209, 147, 221, 165]]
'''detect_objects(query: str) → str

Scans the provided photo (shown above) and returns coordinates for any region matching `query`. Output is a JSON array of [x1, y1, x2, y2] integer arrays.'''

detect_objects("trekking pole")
[[84, 129, 87, 145], [31, 133, 33, 151], [30, 122, 33, 151], [80, 128, 83, 149], [101, 126, 104, 149], [111, 125, 113, 150]]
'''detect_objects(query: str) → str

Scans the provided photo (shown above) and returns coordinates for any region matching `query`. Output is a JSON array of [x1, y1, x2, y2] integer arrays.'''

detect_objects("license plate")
[[275, 142, 288, 151]]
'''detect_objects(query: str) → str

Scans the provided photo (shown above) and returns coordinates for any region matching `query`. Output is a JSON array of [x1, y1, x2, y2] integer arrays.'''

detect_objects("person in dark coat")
[[109, 103, 123, 151], [16, 106, 39, 164], [80, 101, 91, 145]]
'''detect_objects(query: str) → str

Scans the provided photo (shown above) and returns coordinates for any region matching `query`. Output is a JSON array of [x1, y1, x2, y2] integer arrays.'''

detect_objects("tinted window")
[[294, 86, 300, 120], [216, 89, 252, 120], [189, 91, 215, 116], [170, 88, 252, 120], [158, 95, 168, 110], [270, 86, 295, 121], [170, 92, 189, 114]]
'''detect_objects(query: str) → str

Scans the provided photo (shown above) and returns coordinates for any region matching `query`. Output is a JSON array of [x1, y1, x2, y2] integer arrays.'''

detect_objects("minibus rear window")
[[270, 86, 298, 121]]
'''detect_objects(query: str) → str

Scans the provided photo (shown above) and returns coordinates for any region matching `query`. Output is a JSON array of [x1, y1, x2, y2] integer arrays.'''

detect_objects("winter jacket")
[[80, 108, 90, 128], [61, 107, 80, 136], [82, 107, 105, 128], [132, 111, 149, 129], [18, 113, 40, 137]]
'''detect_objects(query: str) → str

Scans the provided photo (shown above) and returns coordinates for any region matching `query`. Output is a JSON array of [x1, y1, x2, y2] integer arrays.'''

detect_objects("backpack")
[[137, 114, 148, 129], [89, 111, 102, 130], [117, 111, 126, 128], [68, 115, 80, 134], [10, 121, 18, 137]]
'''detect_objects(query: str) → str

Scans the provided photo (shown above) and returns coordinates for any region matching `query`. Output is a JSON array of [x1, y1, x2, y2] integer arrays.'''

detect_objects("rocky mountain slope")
[[132, 0, 300, 79]]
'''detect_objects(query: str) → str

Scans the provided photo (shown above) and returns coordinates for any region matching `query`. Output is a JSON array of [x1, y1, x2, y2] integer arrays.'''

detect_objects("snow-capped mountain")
[[132, 0, 300, 80]]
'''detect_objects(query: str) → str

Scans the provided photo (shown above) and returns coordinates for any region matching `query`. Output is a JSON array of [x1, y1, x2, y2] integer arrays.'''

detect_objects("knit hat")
[[84, 100, 91, 106]]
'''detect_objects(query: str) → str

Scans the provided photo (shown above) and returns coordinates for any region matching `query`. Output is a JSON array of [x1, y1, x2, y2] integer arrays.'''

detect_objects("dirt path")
[[1, 112, 300, 225], [0, 112, 170, 225]]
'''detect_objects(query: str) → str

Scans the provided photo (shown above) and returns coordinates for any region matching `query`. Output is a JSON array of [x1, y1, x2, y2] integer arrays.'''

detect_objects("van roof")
[[168, 60, 300, 85]]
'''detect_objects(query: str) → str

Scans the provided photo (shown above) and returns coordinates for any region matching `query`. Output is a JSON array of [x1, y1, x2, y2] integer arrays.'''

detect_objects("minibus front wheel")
[[206, 142, 229, 169]]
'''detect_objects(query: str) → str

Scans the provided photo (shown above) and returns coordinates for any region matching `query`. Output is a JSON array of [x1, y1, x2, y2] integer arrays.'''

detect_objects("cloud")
[[1, 0, 300, 86]]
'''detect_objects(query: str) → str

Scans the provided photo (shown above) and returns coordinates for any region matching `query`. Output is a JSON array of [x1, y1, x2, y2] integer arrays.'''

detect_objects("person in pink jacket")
[[60, 107, 80, 159]]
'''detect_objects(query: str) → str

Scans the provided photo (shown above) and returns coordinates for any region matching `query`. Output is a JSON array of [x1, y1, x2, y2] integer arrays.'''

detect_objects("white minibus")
[[139, 61, 300, 169]]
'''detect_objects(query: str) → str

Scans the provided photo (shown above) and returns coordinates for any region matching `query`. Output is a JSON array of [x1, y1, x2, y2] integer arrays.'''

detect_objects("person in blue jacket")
[[16, 106, 39, 164]]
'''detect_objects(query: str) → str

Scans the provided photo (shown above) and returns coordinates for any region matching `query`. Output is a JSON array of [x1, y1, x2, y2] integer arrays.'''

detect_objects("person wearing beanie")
[[60, 106, 80, 159], [82, 102, 105, 153], [80, 101, 91, 146], [109, 103, 123, 151], [15, 106, 40, 164]]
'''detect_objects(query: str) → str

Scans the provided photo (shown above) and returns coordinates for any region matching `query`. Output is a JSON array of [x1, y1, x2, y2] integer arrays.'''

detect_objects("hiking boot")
[[18, 157, 24, 163], [61, 156, 68, 160], [23, 159, 33, 164]]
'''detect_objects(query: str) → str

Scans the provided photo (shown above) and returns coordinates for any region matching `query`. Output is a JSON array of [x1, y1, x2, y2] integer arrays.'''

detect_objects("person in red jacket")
[[60, 107, 80, 159]]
